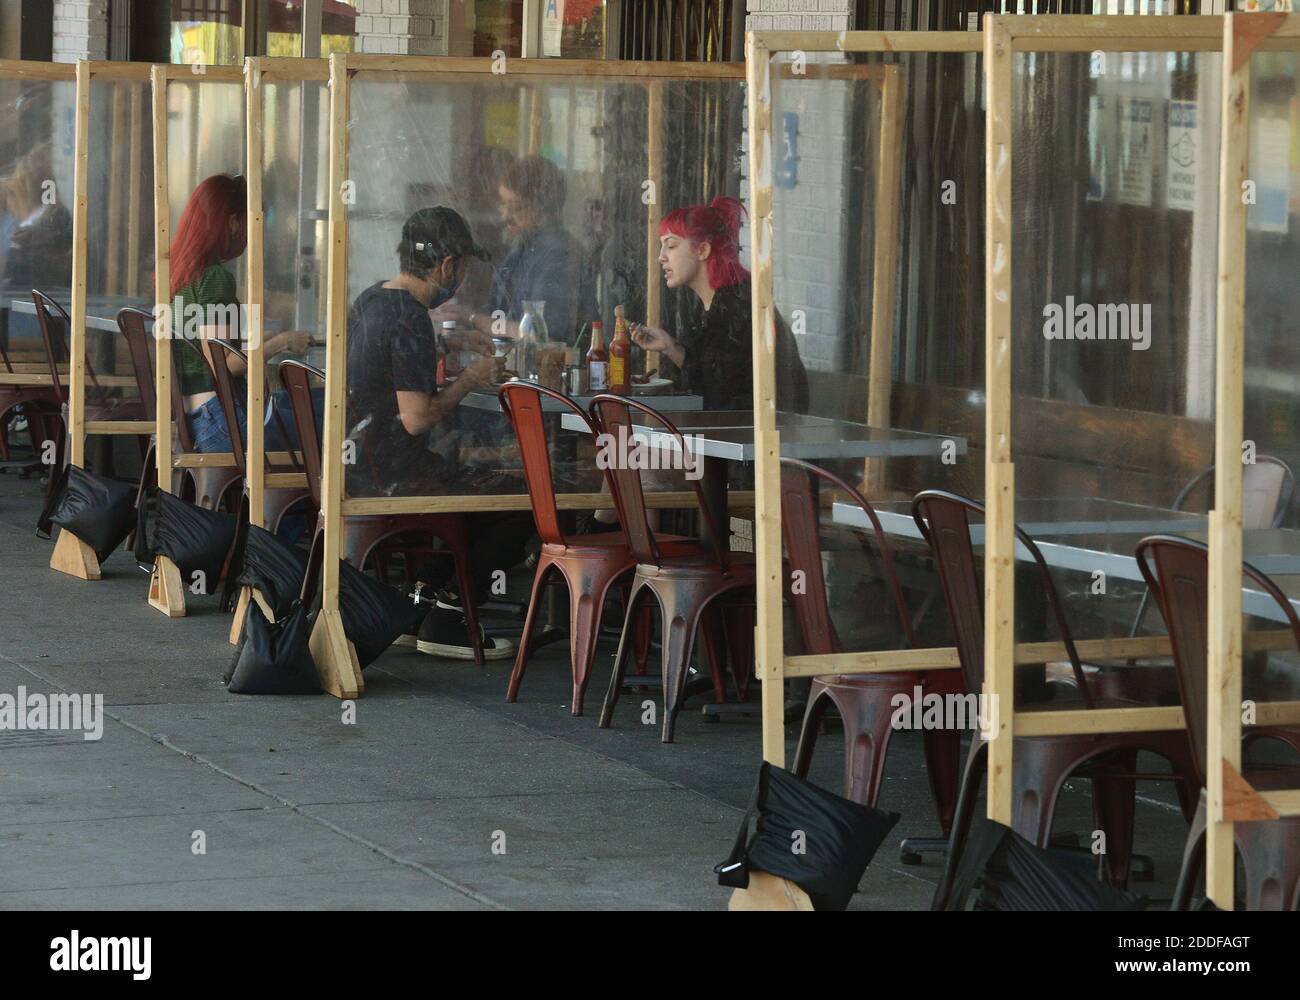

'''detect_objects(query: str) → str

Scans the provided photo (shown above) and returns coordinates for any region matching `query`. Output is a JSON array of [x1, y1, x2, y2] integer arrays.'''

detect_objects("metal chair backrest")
[[1174, 458, 1295, 530], [587, 392, 728, 572], [169, 336, 209, 454], [204, 337, 247, 475], [32, 289, 77, 404], [1135, 535, 1300, 790], [912, 490, 1094, 707], [278, 358, 325, 512], [779, 457, 914, 657], [115, 307, 157, 419], [499, 380, 597, 547]]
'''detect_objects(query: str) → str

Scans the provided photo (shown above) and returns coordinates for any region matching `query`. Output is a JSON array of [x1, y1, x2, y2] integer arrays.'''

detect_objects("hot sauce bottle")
[[610, 305, 631, 395], [587, 320, 609, 392]]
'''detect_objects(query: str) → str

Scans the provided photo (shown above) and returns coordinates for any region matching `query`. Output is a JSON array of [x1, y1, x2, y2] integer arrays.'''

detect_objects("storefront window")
[[170, 0, 243, 66], [322, 0, 359, 55]]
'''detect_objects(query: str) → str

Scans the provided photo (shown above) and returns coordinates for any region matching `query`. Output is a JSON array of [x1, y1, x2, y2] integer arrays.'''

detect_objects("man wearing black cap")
[[346, 206, 534, 660]]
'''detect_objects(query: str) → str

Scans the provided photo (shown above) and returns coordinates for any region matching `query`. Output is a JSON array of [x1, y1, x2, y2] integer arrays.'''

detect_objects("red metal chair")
[[0, 317, 59, 463], [1136, 535, 1300, 910], [206, 338, 312, 533], [278, 358, 484, 665], [914, 490, 1198, 906], [499, 380, 646, 715], [781, 458, 962, 832], [590, 393, 755, 743]]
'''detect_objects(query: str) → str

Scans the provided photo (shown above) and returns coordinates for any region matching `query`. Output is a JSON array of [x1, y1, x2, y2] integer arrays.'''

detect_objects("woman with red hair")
[[631, 196, 807, 411], [170, 173, 310, 452]]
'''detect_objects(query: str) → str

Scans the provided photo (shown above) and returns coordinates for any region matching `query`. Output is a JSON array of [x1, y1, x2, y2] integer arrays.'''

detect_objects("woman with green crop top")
[[170, 175, 310, 452]]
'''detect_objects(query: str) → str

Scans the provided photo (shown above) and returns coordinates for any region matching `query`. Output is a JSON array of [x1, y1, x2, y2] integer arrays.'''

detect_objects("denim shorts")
[[187, 396, 248, 454]]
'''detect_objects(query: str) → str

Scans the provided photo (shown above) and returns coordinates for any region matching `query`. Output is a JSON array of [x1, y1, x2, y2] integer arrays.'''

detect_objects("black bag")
[[134, 486, 238, 591], [225, 600, 321, 695], [220, 517, 309, 620], [338, 557, 426, 668], [940, 818, 1148, 911], [37, 464, 138, 564], [715, 763, 900, 911]]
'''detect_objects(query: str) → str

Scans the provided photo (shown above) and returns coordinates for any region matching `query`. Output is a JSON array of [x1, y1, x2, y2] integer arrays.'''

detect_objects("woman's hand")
[[631, 323, 684, 367]]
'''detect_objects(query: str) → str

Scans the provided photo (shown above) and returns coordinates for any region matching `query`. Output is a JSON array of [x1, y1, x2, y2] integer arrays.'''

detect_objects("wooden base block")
[[229, 587, 250, 645], [727, 872, 814, 911], [309, 608, 363, 700], [49, 529, 101, 580], [147, 555, 187, 617], [1222, 758, 1280, 822]]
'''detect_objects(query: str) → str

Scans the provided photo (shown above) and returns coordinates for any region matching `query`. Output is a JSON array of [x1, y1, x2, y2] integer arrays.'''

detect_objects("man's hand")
[[429, 301, 471, 326], [458, 355, 500, 390]]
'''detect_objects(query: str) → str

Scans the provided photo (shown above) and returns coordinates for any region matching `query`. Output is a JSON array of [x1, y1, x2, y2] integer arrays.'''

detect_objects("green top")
[[175, 262, 246, 402]]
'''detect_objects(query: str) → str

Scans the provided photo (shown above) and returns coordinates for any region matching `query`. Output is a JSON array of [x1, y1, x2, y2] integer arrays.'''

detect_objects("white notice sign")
[[542, 0, 565, 58], [1118, 96, 1154, 208], [1166, 100, 1198, 212]]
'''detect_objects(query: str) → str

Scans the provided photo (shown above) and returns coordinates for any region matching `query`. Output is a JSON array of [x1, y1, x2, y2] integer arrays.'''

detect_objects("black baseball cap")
[[401, 206, 490, 264]]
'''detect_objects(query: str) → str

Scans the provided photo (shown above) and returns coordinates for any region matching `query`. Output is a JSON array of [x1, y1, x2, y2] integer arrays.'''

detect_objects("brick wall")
[[52, 0, 109, 62], [744, 0, 853, 32], [352, 0, 449, 56]]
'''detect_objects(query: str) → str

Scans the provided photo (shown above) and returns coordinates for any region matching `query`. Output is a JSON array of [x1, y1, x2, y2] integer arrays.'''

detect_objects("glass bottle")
[[517, 300, 549, 380]]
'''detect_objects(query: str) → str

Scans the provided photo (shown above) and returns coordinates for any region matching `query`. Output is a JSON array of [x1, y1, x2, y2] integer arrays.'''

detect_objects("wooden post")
[[983, 16, 1015, 825], [645, 79, 664, 337], [105, 83, 126, 296], [528, 84, 543, 155], [1206, 10, 1252, 910], [747, 33, 785, 768], [149, 66, 185, 617], [50, 61, 103, 581], [309, 53, 363, 700], [245, 58, 267, 530], [862, 64, 903, 496]]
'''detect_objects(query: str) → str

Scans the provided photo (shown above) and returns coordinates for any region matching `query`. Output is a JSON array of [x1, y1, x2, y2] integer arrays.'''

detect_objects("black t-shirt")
[[346, 283, 442, 495]]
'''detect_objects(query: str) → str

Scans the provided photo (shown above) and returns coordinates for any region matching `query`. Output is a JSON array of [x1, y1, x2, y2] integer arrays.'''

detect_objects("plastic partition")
[[312, 53, 748, 698], [748, 31, 986, 768], [147, 65, 246, 617]]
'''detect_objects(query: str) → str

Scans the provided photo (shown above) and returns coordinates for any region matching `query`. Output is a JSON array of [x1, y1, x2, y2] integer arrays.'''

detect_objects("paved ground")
[[0, 462, 1194, 910]]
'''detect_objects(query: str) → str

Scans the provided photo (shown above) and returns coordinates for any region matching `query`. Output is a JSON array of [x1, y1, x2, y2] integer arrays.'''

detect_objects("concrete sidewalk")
[[0, 469, 1191, 909]]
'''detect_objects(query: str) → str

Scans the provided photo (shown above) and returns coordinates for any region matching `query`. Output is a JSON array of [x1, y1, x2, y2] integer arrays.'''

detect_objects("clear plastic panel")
[[769, 50, 984, 664], [165, 76, 245, 451], [85, 77, 155, 408], [0, 76, 75, 375], [342, 70, 746, 501], [1011, 50, 1220, 706], [1240, 49, 1300, 714]]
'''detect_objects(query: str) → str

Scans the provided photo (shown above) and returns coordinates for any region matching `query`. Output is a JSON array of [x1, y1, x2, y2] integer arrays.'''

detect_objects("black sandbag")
[[338, 558, 426, 669], [134, 486, 238, 591], [941, 817, 1148, 911], [37, 464, 137, 563], [715, 762, 900, 911], [226, 601, 321, 695], [222, 520, 309, 620]]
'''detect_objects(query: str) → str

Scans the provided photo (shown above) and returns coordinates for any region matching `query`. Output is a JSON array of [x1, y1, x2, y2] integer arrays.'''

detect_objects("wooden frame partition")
[[984, 14, 1300, 909], [746, 30, 983, 767], [148, 64, 247, 617], [53, 61, 154, 581], [313, 52, 750, 698], [1208, 11, 1300, 909]]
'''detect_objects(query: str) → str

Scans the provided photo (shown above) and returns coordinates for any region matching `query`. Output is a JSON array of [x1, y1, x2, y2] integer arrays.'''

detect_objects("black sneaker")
[[416, 603, 514, 661]]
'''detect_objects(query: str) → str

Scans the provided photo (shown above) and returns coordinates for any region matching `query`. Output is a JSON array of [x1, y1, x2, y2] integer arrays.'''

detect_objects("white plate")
[[631, 377, 673, 395]]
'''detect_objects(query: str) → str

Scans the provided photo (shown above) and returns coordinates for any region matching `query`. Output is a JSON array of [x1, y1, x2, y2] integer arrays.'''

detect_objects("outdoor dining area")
[[3, 12, 1300, 914]]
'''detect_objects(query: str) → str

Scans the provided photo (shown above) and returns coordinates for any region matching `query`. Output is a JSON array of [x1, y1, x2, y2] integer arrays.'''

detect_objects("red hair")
[[658, 196, 749, 290], [170, 174, 247, 296]]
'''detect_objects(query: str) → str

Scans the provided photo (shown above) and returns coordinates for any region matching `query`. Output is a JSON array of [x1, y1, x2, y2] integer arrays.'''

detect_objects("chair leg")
[[1172, 795, 1207, 911], [921, 726, 963, 838], [792, 686, 833, 779], [931, 739, 988, 910], [505, 557, 552, 703], [722, 605, 755, 701], [660, 591, 711, 744], [567, 564, 621, 717], [1091, 750, 1139, 887], [599, 580, 651, 729], [698, 605, 728, 704], [447, 531, 484, 667], [633, 599, 652, 676], [843, 689, 903, 808]]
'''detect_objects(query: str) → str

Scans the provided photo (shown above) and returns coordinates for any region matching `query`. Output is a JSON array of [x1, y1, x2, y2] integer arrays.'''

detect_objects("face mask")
[[430, 284, 454, 309]]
